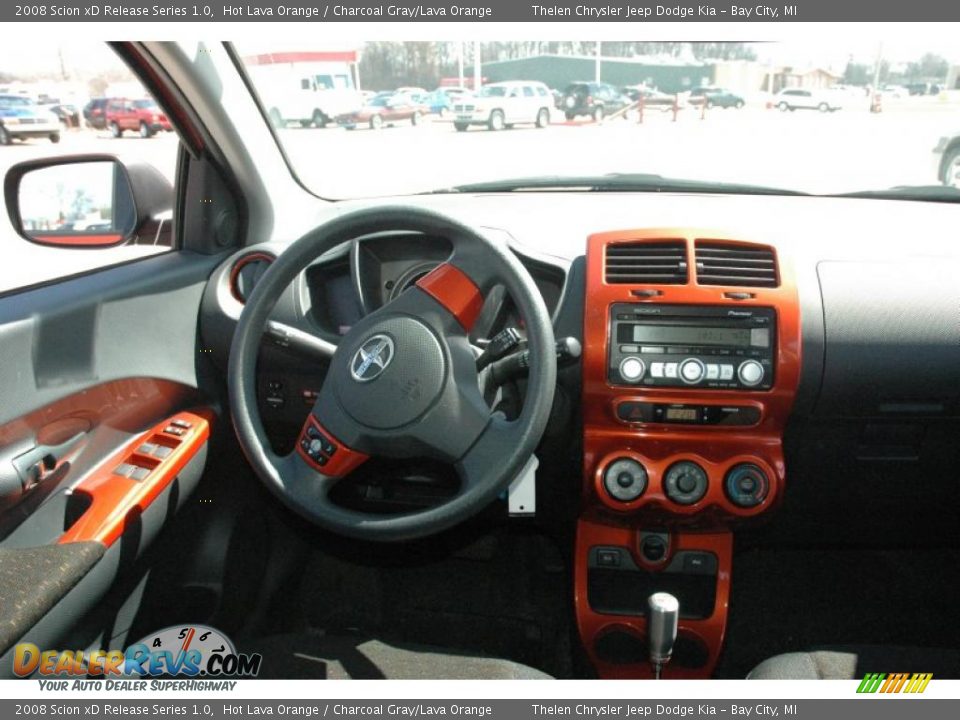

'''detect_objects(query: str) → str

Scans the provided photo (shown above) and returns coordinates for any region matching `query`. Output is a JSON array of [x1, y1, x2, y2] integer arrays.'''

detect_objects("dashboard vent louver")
[[695, 242, 779, 287], [605, 241, 688, 285]]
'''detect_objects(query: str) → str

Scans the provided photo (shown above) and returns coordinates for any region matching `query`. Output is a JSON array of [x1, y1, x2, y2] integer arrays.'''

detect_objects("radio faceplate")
[[608, 304, 776, 391]]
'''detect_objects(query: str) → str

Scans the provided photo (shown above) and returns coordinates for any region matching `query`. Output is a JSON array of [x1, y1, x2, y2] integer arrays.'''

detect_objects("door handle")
[[0, 432, 86, 511]]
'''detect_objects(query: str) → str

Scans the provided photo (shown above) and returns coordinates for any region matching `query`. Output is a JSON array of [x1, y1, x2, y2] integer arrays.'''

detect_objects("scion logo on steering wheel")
[[350, 334, 395, 382]]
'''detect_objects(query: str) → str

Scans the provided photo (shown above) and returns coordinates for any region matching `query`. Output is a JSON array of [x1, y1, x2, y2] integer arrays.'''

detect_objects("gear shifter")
[[647, 592, 679, 679]]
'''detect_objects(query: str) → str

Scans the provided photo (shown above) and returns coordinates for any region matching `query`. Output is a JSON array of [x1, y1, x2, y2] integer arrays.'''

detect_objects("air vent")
[[230, 252, 275, 303], [605, 241, 688, 285], [695, 242, 778, 287]]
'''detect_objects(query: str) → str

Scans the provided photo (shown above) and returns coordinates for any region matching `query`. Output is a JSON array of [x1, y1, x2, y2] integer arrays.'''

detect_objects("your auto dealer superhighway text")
[[532, 4, 784, 18]]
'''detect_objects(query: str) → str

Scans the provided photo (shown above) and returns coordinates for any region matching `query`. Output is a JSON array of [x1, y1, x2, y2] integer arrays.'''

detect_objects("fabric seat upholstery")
[[749, 646, 960, 679]]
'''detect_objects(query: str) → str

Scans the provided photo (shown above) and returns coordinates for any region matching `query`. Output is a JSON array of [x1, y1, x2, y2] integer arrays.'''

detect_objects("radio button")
[[640, 345, 665, 354], [619, 357, 646, 383], [706, 364, 720, 380], [650, 362, 664, 378], [620, 344, 639, 353], [679, 358, 706, 384], [664, 363, 679, 379], [738, 360, 765, 387], [720, 364, 735, 380]]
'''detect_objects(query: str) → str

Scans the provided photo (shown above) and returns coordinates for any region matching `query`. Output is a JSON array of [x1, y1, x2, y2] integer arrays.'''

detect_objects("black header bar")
[[4, 0, 960, 23]]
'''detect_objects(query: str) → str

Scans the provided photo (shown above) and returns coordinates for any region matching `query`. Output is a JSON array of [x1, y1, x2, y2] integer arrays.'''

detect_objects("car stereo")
[[608, 304, 776, 390]]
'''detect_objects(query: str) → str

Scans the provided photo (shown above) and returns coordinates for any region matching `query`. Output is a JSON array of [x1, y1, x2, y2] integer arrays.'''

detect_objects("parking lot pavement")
[[1, 104, 957, 264]]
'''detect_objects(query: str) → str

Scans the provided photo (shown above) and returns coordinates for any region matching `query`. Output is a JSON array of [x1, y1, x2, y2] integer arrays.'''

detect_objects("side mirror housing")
[[4, 155, 173, 248]]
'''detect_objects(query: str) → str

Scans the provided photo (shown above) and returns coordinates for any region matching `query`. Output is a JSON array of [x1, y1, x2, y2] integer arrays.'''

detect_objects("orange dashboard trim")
[[581, 230, 802, 522], [59, 412, 210, 547], [575, 519, 732, 679], [415, 263, 483, 331]]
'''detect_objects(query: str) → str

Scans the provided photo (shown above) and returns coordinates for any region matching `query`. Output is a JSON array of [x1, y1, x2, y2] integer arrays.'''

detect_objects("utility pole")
[[595, 41, 601, 82], [473, 40, 481, 91], [870, 42, 884, 113], [458, 41, 465, 89]]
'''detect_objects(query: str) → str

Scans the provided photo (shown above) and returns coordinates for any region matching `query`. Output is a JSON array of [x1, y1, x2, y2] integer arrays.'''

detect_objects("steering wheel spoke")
[[454, 415, 520, 493], [294, 413, 370, 478]]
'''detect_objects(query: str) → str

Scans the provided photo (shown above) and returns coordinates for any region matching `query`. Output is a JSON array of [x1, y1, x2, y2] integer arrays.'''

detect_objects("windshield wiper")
[[832, 185, 960, 203], [430, 173, 809, 197]]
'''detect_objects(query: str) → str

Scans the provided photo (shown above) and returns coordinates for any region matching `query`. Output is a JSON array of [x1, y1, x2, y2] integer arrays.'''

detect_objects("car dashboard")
[[199, 189, 960, 679]]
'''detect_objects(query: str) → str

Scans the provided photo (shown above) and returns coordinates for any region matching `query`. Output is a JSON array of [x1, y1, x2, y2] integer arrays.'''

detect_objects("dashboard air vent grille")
[[605, 241, 688, 285], [695, 242, 778, 287]]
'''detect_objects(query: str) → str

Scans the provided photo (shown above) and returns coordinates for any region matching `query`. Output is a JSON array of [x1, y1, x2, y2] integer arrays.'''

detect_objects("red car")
[[335, 92, 427, 130], [105, 97, 172, 138]]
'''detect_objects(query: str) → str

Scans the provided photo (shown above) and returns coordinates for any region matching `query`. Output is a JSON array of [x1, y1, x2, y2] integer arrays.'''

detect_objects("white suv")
[[452, 81, 553, 131], [774, 88, 844, 112]]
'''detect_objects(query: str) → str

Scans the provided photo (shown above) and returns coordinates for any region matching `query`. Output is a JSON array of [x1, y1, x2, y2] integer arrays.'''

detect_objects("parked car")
[[622, 85, 676, 111], [689, 87, 746, 109], [560, 81, 633, 121], [0, 94, 61, 145], [773, 88, 844, 112], [452, 81, 553, 131], [47, 103, 81, 127], [423, 88, 471, 117], [105, 97, 172, 137], [933, 132, 960, 189], [83, 97, 109, 129], [336, 92, 428, 130]]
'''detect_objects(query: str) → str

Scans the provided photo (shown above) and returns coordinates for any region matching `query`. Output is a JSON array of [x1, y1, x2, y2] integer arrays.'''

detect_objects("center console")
[[577, 229, 801, 678]]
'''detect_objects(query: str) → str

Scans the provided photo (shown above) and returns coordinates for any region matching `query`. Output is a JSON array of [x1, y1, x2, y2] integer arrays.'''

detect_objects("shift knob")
[[647, 592, 679, 677]]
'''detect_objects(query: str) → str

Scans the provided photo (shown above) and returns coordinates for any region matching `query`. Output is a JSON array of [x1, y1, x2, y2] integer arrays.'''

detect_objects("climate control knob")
[[603, 458, 648, 502], [738, 360, 765, 387], [679, 358, 706, 384], [724, 463, 770, 508], [619, 357, 646, 383], [663, 461, 708, 505]]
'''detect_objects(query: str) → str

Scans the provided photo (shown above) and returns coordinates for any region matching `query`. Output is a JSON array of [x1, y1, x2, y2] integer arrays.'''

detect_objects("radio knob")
[[738, 360, 765, 387], [679, 358, 705, 384], [619, 357, 646, 383]]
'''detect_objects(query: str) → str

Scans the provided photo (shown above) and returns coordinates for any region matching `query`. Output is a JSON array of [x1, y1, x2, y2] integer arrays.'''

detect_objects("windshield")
[[235, 40, 960, 200]]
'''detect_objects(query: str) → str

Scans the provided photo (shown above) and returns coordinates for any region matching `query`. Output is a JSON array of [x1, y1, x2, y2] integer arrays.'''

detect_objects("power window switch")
[[164, 426, 186, 437], [170, 419, 192, 429], [153, 446, 173, 459], [129, 467, 151, 482], [138, 443, 158, 455], [115, 463, 137, 478]]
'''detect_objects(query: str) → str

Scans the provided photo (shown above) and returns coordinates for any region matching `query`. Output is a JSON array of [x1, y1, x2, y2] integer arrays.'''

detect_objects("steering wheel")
[[228, 206, 556, 541]]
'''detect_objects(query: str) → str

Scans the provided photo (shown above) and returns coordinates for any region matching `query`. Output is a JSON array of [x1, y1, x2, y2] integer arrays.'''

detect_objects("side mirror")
[[4, 155, 173, 248]]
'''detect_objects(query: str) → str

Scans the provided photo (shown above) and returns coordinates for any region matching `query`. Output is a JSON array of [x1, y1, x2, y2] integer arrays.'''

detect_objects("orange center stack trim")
[[577, 229, 802, 678], [60, 411, 210, 547], [582, 229, 802, 522]]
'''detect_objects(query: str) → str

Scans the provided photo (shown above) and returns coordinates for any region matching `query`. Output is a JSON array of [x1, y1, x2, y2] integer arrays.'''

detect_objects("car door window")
[[0, 41, 179, 294]]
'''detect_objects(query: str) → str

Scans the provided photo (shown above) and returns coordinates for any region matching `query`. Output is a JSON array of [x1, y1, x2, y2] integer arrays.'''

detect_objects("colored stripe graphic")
[[857, 672, 931, 694]]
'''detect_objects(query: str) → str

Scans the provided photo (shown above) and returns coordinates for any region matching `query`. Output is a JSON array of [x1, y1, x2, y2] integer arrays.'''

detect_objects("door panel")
[[0, 250, 225, 669]]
